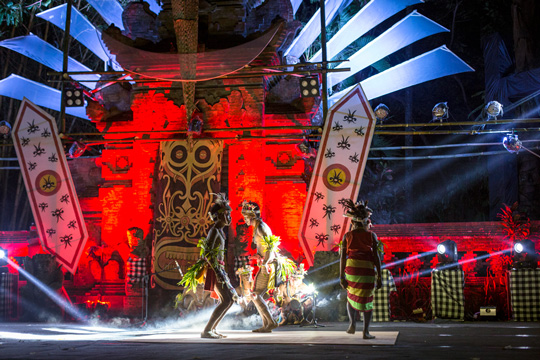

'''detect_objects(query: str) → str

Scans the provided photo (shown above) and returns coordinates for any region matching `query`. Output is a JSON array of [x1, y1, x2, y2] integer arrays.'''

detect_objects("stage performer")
[[241, 200, 279, 333], [197, 193, 239, 339], [339, 199, 382, 339]]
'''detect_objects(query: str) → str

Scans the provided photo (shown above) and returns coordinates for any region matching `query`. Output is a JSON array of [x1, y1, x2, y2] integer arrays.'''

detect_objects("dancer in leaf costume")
[[181, 193, 238, 339], [241, 200, 279, 333], [339, 199, 382, 339]]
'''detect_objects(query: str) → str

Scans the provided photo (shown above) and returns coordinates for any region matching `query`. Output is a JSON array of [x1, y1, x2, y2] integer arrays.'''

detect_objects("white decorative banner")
[[12, 98, 88, 273], [298, 85, 375, 266]]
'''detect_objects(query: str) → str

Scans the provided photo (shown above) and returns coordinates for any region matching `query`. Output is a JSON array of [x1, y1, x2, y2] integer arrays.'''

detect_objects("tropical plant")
[[497, 202, 531, 242], [0, 1, 23, 26]]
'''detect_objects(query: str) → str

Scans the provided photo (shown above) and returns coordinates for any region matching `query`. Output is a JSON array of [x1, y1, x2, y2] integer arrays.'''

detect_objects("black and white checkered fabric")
[[127, 258, 147, 284], [509, 269, 540, 321], [0, 273, 16, 320], [372, 269, 397, 322], [234, 255, 250, 279], [431, 269, 465, 320]]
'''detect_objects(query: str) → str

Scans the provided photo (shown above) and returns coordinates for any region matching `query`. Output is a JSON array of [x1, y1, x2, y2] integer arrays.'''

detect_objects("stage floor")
[[124, 329, 399, 345], [0, 322, 538, 360]]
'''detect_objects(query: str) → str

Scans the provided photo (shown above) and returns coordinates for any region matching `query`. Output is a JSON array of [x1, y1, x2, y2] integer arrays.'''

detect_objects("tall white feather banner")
[[12, 98, 88, 273], [298, 85, 375, 265]]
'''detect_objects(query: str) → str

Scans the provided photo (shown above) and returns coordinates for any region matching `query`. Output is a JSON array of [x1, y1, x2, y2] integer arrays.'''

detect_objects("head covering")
[[209, 193, 232, 220], [342, 199, 373, 224], [241, 200, 261, 217]]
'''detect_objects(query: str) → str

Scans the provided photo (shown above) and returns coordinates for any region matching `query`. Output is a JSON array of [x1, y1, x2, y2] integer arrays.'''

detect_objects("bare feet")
[[346, 325, 356, 334], [265, 321, 278, 332], [212, 330, 227, 338], [363, 333, 375, 339], [253, 321, 278, 333], [201, 331, 221, 339]]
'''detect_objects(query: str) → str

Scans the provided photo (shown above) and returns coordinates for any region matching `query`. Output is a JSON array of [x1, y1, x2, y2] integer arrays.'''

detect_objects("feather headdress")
[[212, 193, 230, 208], [241, 200, 261, 217], [209, 193, 232, 220], [342, 199, 373, 223]]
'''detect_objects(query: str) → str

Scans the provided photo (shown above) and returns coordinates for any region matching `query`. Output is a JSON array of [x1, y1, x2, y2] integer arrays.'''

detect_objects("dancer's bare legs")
[[201, 277, 234, 339]]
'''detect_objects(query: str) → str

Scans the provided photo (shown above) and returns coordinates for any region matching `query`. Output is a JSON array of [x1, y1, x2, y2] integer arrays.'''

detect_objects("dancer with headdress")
[[241, 200, 279, 333], [339, 199, 382, 338], [181, 193, 239, 339]]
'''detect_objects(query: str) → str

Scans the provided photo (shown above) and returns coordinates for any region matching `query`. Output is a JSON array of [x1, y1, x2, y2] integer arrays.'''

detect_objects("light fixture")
[[0, 247, 8, 267], [485, 100, 503, 120], [64, 86, 85, 107], [512, 239, 537, 269], [300, 76, 320, 98], [374, 104, 389, 122], [0, 120, 11, 139], [436, 239, 458, 269], [432, 102, 448, 122], [69, 140, 87, 158], [503, 134, 522, 154]]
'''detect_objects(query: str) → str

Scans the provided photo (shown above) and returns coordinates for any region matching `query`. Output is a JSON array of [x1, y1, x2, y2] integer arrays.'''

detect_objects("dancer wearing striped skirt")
[[339, 200, 382, 339]]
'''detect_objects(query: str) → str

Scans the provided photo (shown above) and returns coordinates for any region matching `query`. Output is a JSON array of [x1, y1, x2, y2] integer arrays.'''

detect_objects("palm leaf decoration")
[[278, 257, 297, 281], [178, 258, 206, 293], [262, 234, 282, 253], [179, 236, 227, 292]]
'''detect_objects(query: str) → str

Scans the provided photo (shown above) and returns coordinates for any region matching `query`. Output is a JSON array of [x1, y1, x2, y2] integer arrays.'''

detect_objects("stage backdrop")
[[299, 85, 376, 265], [152, 140, 223, 289], [11, 98, 88, 273]]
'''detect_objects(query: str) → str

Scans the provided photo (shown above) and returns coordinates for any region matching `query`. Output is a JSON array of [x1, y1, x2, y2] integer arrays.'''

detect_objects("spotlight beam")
[[382, 251, 437, 269], [393, 248, 513, 283], [4, 257, 88, 322], [307, 259, 340, 274]]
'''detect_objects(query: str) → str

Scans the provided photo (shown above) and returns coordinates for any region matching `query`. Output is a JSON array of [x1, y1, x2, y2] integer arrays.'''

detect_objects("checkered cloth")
[[431, 269, 465, 320], [0, 273, 16, 320], [234, 255, 250, 279], [127, 257, 147, 284], [372, 269, 397, 322], [509, 269, 540, 321]]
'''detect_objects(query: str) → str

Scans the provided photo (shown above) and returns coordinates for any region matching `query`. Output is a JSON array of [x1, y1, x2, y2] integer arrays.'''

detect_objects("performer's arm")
[[204, 228, 218, 262], [339, 235, 348, 290], [372, 232, 382, 289]]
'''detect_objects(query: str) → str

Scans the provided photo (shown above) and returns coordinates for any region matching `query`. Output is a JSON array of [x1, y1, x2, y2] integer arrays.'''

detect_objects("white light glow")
[[437, 244, 446, 255]]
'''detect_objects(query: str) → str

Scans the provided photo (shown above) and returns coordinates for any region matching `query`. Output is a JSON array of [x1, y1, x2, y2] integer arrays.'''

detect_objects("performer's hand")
[[376, 276, 382, 290], [340, 277, 348, 290]]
